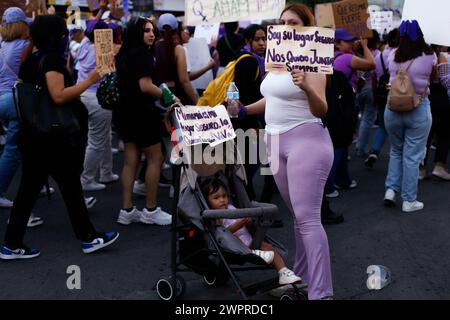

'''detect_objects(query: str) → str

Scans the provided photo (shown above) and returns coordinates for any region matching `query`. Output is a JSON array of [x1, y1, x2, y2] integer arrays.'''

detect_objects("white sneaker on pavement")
[[85, 197, 97, 210], [27, 213, 44, 227], [139, 207, 172, 225], [0, 197, 13, 208], [251, 249, 274, 264], [99, 173, 119, 184], [278, 267, 302, 285], [81, 181, 106, 191], [133, 181, 146, 196], [384, 188, 396, 206], [117, 207, 142, 225], [402, 200, 424, 213]]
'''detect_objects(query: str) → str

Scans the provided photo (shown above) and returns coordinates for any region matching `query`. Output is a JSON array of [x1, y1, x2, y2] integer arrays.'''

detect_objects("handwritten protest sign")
[[174, 105, 236, 147], [94, 29, 115, 77], [370, 11, 393, 35], [265, 25, 335, 74], [185, 0, 285, 26], [184, 38, 214, 90], [194, 23, 220, 45], [402, 0, 450, 47], [316, 0, 372, 38]]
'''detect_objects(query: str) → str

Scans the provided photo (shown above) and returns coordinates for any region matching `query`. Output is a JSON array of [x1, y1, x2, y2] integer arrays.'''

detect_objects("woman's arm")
[[189, 59, 215, 81], [139, 76, 163, 99], [351, 39, 376, 71], [244, 97, 266, 115], [45, 68, 100, 105], [175, 45, 198, 104], [291, 70, 328, 118]]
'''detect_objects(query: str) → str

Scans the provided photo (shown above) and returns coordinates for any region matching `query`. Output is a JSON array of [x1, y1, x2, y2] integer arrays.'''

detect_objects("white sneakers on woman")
[[278, 267, 302, 285], [251, 249, 274, 264]]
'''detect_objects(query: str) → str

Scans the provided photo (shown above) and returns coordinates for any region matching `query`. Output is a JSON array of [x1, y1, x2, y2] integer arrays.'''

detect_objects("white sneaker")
[[402, 200, 424, 213], [85, 197, 97, 210], [139, 207, 172, 225], [432, 166, 450, 181], [117, 207, 142, 225], [326, 190, 339, 198], [0, 197, 13, 208], [278, 267, 302, 285], [384, 189, 396, 206], [99, 173, 119, 184], [81, 181, 106, 191], [133, 181, 147, 196], [27, 213, 44, 227], [39, 186, 55, 196], [251, 249, 274, 264]]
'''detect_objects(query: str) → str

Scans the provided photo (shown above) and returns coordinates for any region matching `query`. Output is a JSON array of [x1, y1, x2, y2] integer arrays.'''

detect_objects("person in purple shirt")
[[77, 20, 118, 192], [365, 29, 400, 169], [0, 8, 32, 208], [383, 20, 437, 213], [325, 29, 375, 198]]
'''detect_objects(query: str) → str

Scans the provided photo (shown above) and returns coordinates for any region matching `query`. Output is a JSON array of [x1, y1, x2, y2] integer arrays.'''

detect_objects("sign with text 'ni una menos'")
[[185, 0, 285, 26], [265, 25, 335, 74]]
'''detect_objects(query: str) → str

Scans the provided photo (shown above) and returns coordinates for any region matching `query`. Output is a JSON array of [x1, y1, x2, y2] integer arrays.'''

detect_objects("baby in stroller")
[[200, 176, 302, 286]]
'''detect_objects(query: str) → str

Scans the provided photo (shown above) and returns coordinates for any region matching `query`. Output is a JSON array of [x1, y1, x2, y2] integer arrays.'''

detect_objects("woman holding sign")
[[239, 4, 334, 300]]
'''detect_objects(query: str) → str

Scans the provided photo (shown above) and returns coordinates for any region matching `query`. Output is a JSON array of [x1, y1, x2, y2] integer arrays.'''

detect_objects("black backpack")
[[374, 53, 390, 108], [323, 70, 357, 148]]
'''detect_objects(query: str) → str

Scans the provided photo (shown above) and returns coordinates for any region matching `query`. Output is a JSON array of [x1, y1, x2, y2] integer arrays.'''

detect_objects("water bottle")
[[226, 82, 240, 118], [160, 83, 176, 105]]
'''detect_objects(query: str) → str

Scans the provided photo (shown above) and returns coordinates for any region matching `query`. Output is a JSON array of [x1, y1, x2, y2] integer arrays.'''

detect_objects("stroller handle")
[[202, 202, 278, 220]]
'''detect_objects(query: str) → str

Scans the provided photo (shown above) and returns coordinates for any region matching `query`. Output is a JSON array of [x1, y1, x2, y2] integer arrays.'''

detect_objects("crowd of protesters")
[[0, 1, 449, 301]]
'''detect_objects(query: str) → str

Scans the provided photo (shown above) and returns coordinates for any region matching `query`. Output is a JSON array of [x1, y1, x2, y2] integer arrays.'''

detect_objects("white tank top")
[[260, 72, 322, 135]]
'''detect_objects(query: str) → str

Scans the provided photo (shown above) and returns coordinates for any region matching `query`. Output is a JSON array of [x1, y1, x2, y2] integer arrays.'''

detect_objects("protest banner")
[[316, 0, 372, 38], [184, 38, 214, 90], [174, 105, 236, 147], [194, 23, 220, 45], [94, 29, 115, 77], [370, 11, 394, 35], [265, 25, 335, 74], [185, 0, 285, 26], [402, 0, 450, 47]]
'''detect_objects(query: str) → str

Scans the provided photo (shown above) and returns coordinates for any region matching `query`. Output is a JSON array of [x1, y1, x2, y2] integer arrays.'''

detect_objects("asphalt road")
[[1, 136, 449, 300]]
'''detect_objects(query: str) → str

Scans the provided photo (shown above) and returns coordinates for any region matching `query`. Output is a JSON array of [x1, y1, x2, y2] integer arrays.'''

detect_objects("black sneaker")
[[81, 231, 119, 254], [0, 245, 40, 260], [365, 154, 378, 169], [321, 210, 344, 225]]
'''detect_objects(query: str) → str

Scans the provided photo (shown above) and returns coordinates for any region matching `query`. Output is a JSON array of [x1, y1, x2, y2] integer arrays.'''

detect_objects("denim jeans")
[[384, 98, 432, 201], [0, 91, 21, 197], [371, 105, 388, 155], [325, 147, 351, 194], [356, 84, 377, 155]]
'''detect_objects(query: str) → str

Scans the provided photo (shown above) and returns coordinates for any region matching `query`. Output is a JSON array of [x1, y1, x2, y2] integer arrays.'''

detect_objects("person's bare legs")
[[260, 241, 285, 271], [142, 143, 164, 208], [121, 143, 140, 209]]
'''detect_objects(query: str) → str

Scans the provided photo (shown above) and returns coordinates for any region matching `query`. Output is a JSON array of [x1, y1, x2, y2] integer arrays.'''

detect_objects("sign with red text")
[[185, 0, 285, 26], [265, 25, 335, 74], [316, 0, 372, 38]]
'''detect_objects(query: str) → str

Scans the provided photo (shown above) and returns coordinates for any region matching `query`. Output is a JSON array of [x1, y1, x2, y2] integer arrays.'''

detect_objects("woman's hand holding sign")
[[291, 69, 313, 92]]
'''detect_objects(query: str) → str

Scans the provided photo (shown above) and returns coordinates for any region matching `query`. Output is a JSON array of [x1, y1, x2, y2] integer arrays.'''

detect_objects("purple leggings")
[[267, 123, 334, 300]]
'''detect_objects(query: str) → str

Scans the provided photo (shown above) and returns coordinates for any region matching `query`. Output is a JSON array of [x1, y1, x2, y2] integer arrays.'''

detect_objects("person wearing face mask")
[[0, 14, 119, 260], [238, 4, 334, 300]]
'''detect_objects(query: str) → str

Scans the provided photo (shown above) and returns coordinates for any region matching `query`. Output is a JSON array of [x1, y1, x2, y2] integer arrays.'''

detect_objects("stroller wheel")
[[279, 290, 308, 301], [156, 279, 173, 300], [156, 276, 186, 300], [203, 273, 230, 287]]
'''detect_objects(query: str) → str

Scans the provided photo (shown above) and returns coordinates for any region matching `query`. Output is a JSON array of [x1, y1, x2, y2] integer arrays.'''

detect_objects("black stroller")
[[155, 104, 307, 300]]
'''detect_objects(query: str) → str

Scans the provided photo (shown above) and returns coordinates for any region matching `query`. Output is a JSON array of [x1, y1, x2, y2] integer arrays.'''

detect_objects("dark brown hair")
[[394, 35, 434, 63], [280, 3, 315, 27]]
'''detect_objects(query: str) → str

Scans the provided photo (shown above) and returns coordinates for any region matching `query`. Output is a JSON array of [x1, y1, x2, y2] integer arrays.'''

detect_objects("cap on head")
[[157, 13, 178, 31], [335, 28, 358, 42], [1, 7, 32, 26]]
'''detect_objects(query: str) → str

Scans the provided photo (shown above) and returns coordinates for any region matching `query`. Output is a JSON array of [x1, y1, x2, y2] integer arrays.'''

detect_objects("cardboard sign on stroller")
[[174, 105, 236, 147]]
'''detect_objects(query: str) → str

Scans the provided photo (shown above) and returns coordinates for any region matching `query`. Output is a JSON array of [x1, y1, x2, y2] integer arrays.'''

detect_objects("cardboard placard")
[[185, 0, 285, 26], [402, 0, 450, 47], [184, 38, 214, 90], [265, 25, 335, 74], [174, 105, 236, 147], [94, 29, 115, 77], [316, 0, 372, 38]]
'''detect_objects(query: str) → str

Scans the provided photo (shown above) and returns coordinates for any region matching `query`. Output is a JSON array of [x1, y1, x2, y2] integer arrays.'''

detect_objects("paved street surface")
[[1, 138, 450, 300]]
